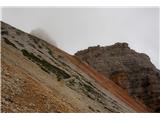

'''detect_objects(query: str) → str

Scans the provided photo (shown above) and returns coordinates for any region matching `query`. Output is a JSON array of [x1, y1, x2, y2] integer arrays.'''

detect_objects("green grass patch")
[[16, 31, 21, 35], [46, 47, 54, 58], [1, 31, 8, 35], [21, 49, 70, 79], [83, 83, 94, 92], [15, 40, 24, 47], [3, 37, 17, 49]]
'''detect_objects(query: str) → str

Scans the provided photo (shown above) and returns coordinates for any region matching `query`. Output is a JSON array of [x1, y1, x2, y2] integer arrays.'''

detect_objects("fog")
[[2, 7, 159, 68], [30, 28, 57, 46]]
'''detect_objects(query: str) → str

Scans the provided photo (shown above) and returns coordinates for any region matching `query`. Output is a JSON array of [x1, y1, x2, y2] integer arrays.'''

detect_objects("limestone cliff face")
[[75, 43, 160, 112]]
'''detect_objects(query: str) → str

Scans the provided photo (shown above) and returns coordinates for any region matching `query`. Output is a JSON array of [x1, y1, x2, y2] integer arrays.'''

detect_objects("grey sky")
[[2, 7, 159, 69]]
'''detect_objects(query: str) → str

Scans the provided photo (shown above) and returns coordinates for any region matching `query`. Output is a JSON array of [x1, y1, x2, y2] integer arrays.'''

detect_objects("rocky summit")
[[75, 43, 160, 112], [1, 21, 150, 113]]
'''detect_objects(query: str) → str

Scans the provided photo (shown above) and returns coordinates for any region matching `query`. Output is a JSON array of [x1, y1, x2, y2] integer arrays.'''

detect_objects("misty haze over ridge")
[[2, 8, 159, 69], [30, 28, 57, 46]]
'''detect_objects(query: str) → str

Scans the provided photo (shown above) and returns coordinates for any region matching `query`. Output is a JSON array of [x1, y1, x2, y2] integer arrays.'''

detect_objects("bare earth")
[[1, 21, 150, 112]]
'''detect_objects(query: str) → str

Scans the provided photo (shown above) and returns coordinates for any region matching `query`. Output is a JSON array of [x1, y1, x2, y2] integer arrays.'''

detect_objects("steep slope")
[[75, 43, 160, 112], [1, 21, 150, 112]]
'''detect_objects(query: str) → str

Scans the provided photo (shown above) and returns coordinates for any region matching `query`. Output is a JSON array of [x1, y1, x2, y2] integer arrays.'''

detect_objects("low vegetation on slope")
[[1, 21, 150, 113], [21, 49, 70, 80]]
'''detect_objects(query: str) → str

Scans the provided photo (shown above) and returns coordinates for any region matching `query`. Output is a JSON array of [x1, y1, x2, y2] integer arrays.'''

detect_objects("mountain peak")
[[111, 42, 129, 48], [1, 21, 151, 112], [75, 42, 160, 112]]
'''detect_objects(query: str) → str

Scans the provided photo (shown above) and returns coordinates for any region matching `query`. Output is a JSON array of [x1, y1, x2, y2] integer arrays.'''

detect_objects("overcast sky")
[[2, 7, 159, 69]]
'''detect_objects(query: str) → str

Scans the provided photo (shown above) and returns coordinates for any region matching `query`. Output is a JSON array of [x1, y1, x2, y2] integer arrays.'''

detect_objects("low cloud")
[[30, 28, 57, 46]]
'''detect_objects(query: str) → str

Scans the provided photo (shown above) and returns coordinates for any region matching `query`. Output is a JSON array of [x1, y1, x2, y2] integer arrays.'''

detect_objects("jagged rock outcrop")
[[75, 43, 160, 112], [1, 21, 150, 113]]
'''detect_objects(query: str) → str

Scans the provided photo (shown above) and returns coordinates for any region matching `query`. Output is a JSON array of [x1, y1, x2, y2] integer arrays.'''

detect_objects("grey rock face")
[[75, 42, 160, 112], [3, 21, 150, 113]]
